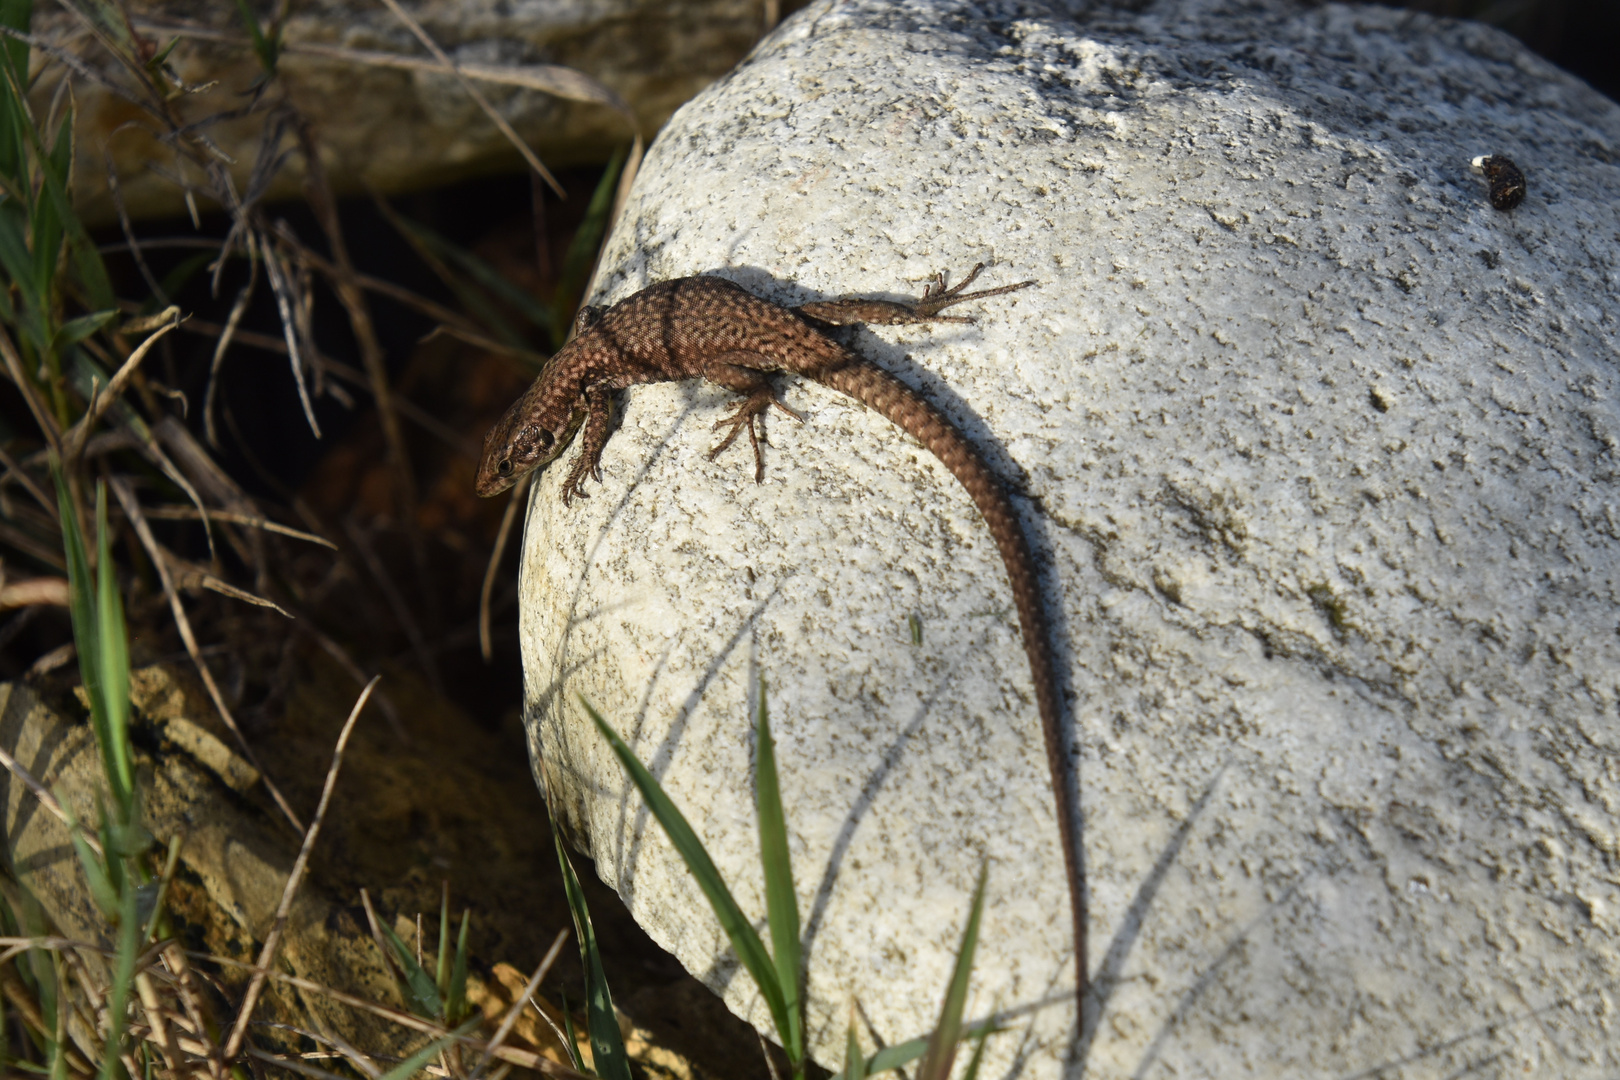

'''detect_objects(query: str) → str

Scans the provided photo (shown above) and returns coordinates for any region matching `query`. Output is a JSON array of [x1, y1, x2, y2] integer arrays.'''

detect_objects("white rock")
[[518, 0, 1620, 1076]]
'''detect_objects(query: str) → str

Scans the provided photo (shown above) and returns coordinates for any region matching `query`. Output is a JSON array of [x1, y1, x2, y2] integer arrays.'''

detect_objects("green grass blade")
[[446, 909, 470, 1025], [435, 891, 450, 997], [384, 213, 544, 347], [554, 828, 631, 1080], [825, 1018, 1000, 1080], [56, 309, 116, 348], [420, 228, 554, 332], [46, 950, 64, 1080], [229, 0, 279, 73], [844, 1014, 866, 1080], [378, 919, 444, 1020], [143, 250, 214, 312], [550, 146, 626, 347], [557, 988, 586, 1074], [584, 699, 793, 1049], [958, 1015, 992, 1080], [67, 0, 135, 59], [915, 864, 988, 1080], [376, 1020, 479, 1080], [22, 100, 113, 312], [53, 465, 103, 722], [29, 110, 69, 298], [94, 483, 135, 812], [55, 791, 116, 919], [98, 880, 139, 1080], [753, 681, 802, 1067], [0, 0, 28, 183]]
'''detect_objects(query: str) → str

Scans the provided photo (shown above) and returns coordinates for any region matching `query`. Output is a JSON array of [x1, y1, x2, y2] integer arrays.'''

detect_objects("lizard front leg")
[[701, 353, 805, 482], [559, 391, 613, 505], [795, 263, 1034, 327]]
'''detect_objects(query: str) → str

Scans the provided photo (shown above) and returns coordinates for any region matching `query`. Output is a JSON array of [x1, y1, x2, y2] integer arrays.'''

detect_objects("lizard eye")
[[497, 460, 513, 476], [538, 430, 554, 448]]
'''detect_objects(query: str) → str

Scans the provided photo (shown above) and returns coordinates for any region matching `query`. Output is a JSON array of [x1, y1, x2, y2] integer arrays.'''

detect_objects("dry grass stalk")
[[61, 309, 183, 462], [470, 929, 568, 1079], [373, 0, 564, 197], [479, 473, 531, 663], [109, 476, 306, 833], [136, 507, 335, 549], [223, 676, 380, 1061], [0, 750, 106, 856]]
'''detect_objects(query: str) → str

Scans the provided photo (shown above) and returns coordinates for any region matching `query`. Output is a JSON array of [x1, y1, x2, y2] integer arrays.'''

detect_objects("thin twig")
[[308, 1014, 383, 1080], [243, 1048, 355, 1080], [0, 321, 61, 452], [373, 0, 565, 197], [160, 944, 224, 1080], [260, 235, 321, 437], [134, 970, 184, 1075], [417, 323, 548, 370], [480, 473, 530, 663], [62, 309, 183, 461], [0, 444, 59, 521], [138, 506, 335, 548], [223, 676, 379, 1061], [0, 746, 105, 856], [191, 954, 594, 1079], [272, 230, 491, 338], [204, 269, 257, 449], [104, 142, 169, 304], [109, 477, 305, 834], [470, 929, 569, 1080], [293, 117, 438, 636], [295, 118, 415, 525]]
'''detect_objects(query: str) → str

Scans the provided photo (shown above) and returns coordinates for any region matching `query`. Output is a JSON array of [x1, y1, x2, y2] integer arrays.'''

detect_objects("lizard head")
[[475, 389, 584, 497]]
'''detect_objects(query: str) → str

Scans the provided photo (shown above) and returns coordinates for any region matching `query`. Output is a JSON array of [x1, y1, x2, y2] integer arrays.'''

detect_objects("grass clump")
[[584, 683, 999, 1080]]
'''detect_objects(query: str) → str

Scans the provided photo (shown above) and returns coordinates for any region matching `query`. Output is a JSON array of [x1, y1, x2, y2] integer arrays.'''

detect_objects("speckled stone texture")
[[517, 0, 1620, 1075]]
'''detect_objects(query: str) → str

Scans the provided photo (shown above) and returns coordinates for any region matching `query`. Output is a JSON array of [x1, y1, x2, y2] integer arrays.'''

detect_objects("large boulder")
[[517, 0, 1620, 1076]]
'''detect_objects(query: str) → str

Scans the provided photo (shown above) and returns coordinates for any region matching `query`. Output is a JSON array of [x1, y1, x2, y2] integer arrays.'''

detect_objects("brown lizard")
[[476, 265, 1086, 1014]]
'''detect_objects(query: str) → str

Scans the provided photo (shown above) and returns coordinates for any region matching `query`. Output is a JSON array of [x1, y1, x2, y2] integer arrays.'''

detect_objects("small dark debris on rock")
[[1471, 155, 1526, 210]]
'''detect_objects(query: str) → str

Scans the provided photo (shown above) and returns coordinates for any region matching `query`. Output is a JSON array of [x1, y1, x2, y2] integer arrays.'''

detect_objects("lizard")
[[475, 265, 1086, 1014]]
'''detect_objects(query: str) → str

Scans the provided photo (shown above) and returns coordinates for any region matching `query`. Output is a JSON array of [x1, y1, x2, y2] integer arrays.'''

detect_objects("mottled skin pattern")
[[477, 267, 1086, 1011]]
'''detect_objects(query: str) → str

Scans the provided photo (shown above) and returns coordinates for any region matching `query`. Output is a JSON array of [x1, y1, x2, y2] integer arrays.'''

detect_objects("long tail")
[[813, 360, 1085, 1012]]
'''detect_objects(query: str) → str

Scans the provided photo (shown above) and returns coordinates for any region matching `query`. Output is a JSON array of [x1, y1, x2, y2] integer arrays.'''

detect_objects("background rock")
[[32, 0, 773, 224], [518, 0, 1620, 1076]]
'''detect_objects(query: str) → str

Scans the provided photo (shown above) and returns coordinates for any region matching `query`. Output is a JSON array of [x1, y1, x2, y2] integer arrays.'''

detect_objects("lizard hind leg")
[[702, 356, 804, 483], [793, 263, 1035, 327]]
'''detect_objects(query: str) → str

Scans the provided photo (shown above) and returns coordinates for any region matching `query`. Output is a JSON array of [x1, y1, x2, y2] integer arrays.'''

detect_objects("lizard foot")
[[911, 263, 1037, 321], [794, 264, 1035, 327], [559, 450, 604, 506], [709, 390, 803, 482]]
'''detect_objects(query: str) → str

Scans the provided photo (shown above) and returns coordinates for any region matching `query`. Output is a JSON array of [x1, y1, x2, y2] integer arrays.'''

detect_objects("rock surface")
[[517, 0, 1620, 1076], [33, 0, 770, 223]]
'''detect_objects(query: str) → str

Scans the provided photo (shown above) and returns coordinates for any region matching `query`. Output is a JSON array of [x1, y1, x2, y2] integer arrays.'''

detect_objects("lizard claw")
[[912, 263, 1035, 320], [710, 388, 791, 482]]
